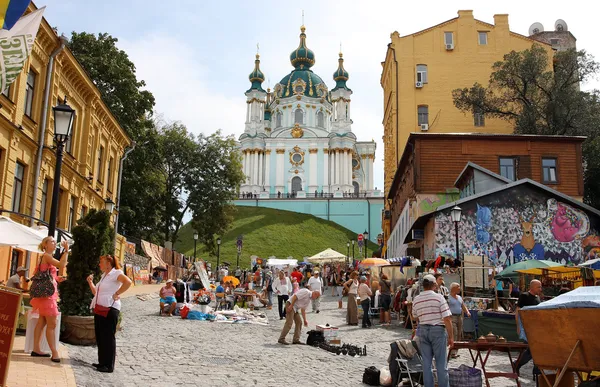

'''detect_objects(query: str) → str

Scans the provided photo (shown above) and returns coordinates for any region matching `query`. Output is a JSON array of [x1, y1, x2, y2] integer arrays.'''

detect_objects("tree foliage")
[[452, 45, 600, 208], [58, 210, 114, 316]]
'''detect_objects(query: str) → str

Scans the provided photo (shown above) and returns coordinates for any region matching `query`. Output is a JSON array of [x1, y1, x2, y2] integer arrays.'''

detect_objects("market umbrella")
[[0, 216, 72, 252], [359, 258, 390, 267], [579, 258, 600, 271], [496, 259, 562, 280], [308, 248, 347, 264], [221, 276, 240, 286]]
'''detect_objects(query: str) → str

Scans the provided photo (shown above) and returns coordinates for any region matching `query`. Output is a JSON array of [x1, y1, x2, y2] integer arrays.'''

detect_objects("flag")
[[0, 7, 44, 94], [0, 0, 30, 30]]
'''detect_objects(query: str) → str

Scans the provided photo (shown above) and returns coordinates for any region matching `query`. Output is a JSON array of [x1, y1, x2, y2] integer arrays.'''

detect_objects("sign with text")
[[411, 229, 424, 240], [0, 287, 22, 387]]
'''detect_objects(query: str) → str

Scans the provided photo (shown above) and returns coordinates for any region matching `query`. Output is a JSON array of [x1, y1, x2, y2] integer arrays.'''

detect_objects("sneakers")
[[278, 339, 290, 345]]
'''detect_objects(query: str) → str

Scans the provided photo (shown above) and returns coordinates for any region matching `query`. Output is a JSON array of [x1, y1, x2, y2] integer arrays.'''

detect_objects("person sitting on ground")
[[159, 279, 177, 316]]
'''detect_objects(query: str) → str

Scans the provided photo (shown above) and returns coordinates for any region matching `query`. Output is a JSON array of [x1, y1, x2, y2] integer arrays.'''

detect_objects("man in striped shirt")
[[412, 274, 454, 387]]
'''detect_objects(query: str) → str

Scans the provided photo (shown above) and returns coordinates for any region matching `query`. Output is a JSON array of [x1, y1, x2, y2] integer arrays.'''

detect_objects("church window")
[[291, 176, 302, 193], [295, 85, 303, 94], [276, 112, 282, 127], [292, 153, 302, 163], [317, 111, 325, 128], [294, 109, 304, 124], [352, 158, 359, 169]]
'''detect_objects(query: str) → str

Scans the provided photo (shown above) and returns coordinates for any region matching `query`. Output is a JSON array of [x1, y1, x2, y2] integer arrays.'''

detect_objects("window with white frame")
[[294, 109, 303, 124], [542, 158, 558, 183], [24, 70, 36, 118], [11, 162, 25, 212], [417, 106, 429, 125], [317, 111, 325, 128], [444, 32, 454, 46], [276, 112, 282, 127], [416, 64, 428, 84], [478, 31, 488, 45]]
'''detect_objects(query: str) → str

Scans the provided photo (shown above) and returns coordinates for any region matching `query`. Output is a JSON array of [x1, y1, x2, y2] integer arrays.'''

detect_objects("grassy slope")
[[175, 206, 379, 268]]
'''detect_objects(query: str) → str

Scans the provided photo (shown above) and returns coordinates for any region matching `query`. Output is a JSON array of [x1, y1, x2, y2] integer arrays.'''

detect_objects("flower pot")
[[60, 315, 96, 345]]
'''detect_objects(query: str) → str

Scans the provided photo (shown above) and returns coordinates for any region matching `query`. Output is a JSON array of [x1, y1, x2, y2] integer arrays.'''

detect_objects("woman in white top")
[[358, 276, 373, 328], [86, 255, 132, 373], [343, 271, 360, 325], [272, 271, 292, 320]]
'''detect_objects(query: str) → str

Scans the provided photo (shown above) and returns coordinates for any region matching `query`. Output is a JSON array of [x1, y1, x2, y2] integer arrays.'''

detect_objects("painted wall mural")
[[433, 186, 599, 266], [419, 192, 460, 215]]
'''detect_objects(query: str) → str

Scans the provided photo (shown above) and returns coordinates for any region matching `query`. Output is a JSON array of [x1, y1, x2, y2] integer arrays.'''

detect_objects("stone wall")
[[124, 252, 150, 269]]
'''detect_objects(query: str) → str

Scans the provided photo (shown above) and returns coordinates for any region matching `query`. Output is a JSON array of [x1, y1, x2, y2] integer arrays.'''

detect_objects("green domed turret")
[[332, 52, 351, 92], [248, 54, 265, 92], [289, 26, 315, 70]]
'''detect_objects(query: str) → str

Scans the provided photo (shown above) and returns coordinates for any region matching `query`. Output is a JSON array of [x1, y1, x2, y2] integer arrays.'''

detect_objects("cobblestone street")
[[64, 289, 536, 386]]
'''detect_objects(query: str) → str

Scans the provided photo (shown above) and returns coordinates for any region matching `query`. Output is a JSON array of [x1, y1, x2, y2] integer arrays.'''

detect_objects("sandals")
[[31, 351, 51, 357]]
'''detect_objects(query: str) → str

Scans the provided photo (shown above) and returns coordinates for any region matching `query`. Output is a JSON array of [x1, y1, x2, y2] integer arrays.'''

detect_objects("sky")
[[35, 1, 600, 191]]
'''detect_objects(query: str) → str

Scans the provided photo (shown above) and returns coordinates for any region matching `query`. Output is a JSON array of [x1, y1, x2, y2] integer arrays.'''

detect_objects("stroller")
[[389, 339, 435, 387]]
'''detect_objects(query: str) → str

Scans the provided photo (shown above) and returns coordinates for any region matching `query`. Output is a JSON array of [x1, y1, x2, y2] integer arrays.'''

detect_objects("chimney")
[[494, 14, 509, 27], [457, 10, 474, 19]]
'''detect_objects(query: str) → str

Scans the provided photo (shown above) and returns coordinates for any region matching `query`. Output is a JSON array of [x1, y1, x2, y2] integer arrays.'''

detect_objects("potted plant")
[[58, 209, 114, 345]]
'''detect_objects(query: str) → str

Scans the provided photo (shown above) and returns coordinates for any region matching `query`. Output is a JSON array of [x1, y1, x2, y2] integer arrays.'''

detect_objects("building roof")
[[403, 176, 600, 244], [387, 132, 587, 200], [454, 161, 512, 187]]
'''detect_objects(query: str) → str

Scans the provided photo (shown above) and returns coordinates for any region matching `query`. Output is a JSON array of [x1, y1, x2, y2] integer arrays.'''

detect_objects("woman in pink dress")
[[30, 236, 69, 362]]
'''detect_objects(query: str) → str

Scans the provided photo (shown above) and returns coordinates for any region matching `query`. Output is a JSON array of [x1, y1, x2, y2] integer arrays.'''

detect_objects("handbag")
[[449, 364, 482, 387], [30, 257, 55, 298], [92, 275, 115, 317], [362, 366, 380, 386], [342, 287, 349, 297]]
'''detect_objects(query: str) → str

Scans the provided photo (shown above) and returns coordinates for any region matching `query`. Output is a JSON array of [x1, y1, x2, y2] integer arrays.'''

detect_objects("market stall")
[[520, 286, 600, 386]]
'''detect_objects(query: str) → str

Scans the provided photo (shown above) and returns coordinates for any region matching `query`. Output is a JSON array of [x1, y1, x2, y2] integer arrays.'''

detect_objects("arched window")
[[353, 181, 360, 196], [317, 111, 325, 128], [294, 109, 304, 124], [276, 112, 282, 128], [291, 176, 302, 193]]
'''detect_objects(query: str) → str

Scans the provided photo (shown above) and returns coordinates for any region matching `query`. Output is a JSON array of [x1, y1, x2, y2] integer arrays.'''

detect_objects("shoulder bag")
[[30, 256, 55, 298], [93, 274, 115, 317]]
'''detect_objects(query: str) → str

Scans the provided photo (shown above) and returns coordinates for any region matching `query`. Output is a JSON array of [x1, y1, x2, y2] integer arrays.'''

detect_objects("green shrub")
[[58, 209, 114, 316]]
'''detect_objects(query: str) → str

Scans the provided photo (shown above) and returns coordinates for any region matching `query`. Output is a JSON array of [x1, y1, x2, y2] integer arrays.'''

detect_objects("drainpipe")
[[113, 141, 136, 248], [30, 34, 68, 226]]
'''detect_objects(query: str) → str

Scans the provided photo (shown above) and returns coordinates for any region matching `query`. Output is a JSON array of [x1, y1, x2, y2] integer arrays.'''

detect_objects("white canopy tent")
[[266, 258, 298, 267], [0, 216, 72, 253], [308, 248, 347, 264]]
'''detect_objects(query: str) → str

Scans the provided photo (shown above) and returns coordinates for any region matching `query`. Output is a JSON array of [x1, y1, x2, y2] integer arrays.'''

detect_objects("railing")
[[237, 191, 378, 200]]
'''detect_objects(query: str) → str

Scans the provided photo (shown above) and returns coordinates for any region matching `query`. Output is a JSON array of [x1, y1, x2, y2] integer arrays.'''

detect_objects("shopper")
[[448, 282, 470, 358], [412, 274, 453, 387], [87, 254, 132, 373], [278, 288, 320, 345], [343, 271, 359, 325], [307, 270, 323, 313], [358, 276, 373, 328], [30, 237, 69, 362], [379, 273, 393, 326], [273, 271, 292, 320]]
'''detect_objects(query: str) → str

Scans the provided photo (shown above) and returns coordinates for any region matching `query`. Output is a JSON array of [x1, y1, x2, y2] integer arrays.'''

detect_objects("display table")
[[24, 311, 61, 354], [233, 293, 256, 308], [450, 341, 529, 387]]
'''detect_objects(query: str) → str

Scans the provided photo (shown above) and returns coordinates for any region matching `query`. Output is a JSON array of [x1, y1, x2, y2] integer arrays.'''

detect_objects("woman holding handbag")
[[30, 236, 69, 362], [86, 254, 132, 373]]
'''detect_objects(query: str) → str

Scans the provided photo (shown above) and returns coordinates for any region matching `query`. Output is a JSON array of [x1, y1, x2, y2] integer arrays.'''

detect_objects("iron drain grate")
[[202, 357, 235, 365]]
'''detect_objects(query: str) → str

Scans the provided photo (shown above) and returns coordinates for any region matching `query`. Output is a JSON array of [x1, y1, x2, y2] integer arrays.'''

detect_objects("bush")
[[58, 209, 114, 316]]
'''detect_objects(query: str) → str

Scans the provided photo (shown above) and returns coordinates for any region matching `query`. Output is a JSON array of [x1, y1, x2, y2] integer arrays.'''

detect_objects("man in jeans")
[[412, 274, 454, 387]]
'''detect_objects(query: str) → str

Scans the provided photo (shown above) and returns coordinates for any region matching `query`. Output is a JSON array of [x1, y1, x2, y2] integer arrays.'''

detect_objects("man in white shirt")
[[6, 266, 28, 289], [278, 288, 320, 345], [412, 274, 453, 387], [307, 271, 323, 313]]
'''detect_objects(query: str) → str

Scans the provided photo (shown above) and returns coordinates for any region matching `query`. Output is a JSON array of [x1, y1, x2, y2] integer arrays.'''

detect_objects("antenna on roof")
[[528, 22, 544, 36]]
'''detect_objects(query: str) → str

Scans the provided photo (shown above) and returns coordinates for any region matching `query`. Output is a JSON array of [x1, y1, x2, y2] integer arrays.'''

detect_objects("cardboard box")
[[316, 324, 339, 338], [327, 339, 341, 345]]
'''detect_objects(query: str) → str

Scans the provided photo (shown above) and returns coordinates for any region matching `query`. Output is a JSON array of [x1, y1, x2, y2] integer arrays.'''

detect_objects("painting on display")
[[434, 185, 599, 266]]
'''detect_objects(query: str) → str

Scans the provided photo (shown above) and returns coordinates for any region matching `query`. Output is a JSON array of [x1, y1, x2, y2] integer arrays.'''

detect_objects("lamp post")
[[451, 206, 463, 295], [364, 230, 369, 259], [216, 237, 222, 282], [193, 232, 198, 262], [236, 235, 243, 269], [346, 241, 350, 266], [48, 97, 75, 237], [352, 240, 355, 263]]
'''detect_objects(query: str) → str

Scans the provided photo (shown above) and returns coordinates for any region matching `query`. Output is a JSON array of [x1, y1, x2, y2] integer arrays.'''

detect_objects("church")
[[239, 26, 376, 197]]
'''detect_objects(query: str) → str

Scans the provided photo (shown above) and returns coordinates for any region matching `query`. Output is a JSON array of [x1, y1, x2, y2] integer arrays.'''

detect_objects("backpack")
[[362, 366, 380, 386], [306, 330, 325, 346]]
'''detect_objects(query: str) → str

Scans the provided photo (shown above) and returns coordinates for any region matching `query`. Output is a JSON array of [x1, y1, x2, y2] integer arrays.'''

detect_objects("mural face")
[[433, 186, 599, 266]]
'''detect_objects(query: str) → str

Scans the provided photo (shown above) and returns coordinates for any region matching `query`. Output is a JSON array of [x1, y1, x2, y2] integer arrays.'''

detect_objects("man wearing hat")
[[307, 270, 323, 313], [6, 266, 28, 290], [411, 274, 453, 387]]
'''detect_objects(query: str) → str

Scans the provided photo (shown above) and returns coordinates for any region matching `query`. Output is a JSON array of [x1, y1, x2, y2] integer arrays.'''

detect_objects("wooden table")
[[233, 292, 256, 308], [450, 341, 529, 387]]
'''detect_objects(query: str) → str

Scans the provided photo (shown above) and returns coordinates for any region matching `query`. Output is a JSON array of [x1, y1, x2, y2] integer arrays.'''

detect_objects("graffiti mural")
[[419, 192, 460, 215], [433, 185, 599, 265]]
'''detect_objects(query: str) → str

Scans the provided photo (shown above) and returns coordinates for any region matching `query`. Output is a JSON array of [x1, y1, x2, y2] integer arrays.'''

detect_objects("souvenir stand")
[[520, 287, 600, 386]]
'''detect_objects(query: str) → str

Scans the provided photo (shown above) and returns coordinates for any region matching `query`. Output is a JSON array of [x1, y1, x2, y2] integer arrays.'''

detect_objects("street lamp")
[[352, 240, 355, 262], [193, 232, 198, 262], [48, 97, 75, 237], [236, 235, 243, 269], [346, 241, 350, 266], [364, 230, 369, 259], [104, 197, 115, 213], [450, 206, 463, 294], [216, 237, 222, 282]]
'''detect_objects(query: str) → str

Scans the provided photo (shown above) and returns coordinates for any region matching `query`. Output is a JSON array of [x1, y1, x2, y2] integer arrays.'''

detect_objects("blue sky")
[[35, 1, 600, 191]]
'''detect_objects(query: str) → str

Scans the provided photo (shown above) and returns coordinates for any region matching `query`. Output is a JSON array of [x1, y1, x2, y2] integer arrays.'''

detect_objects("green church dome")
[[289, 26, 315, 70], [332, 52, 350, 91], [248, 54, 265, 92]]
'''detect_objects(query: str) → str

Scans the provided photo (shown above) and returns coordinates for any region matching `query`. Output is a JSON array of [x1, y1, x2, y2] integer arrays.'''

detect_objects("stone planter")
[[61, 315, 96, 345]]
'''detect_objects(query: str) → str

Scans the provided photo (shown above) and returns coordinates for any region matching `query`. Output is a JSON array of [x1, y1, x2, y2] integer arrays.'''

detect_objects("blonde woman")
[[30, 236, 69, 362], [343, 271, 359, 325]]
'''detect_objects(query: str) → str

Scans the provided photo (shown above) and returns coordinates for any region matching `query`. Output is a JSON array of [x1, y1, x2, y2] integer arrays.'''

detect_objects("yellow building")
[[0, 3, 131, 282], [380, 10, 553, 198]]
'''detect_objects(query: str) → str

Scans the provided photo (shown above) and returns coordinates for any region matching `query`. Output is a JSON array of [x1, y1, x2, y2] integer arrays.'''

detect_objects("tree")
[[69, 32, 163, 242], [452, 45, 600, 208], [58, 209, 114, 317]]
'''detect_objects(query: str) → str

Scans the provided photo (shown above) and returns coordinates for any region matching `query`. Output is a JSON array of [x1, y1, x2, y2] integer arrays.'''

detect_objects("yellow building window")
[[24, 70, 36, 118], [417, 106, 429, 125], [444, 32, 454, 49], [478, 31, 488, 45], [416, 65, 428, 84]]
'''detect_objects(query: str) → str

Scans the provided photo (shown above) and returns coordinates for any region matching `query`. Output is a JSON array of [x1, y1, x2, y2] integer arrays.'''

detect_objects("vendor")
[[159, 279, 177, 316], [515, 279, 543, 375], [6, 266, 29, 290]]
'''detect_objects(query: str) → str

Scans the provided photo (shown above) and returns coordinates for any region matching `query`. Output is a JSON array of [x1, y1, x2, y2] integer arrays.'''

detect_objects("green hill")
[[175, 206, 379, 268]]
